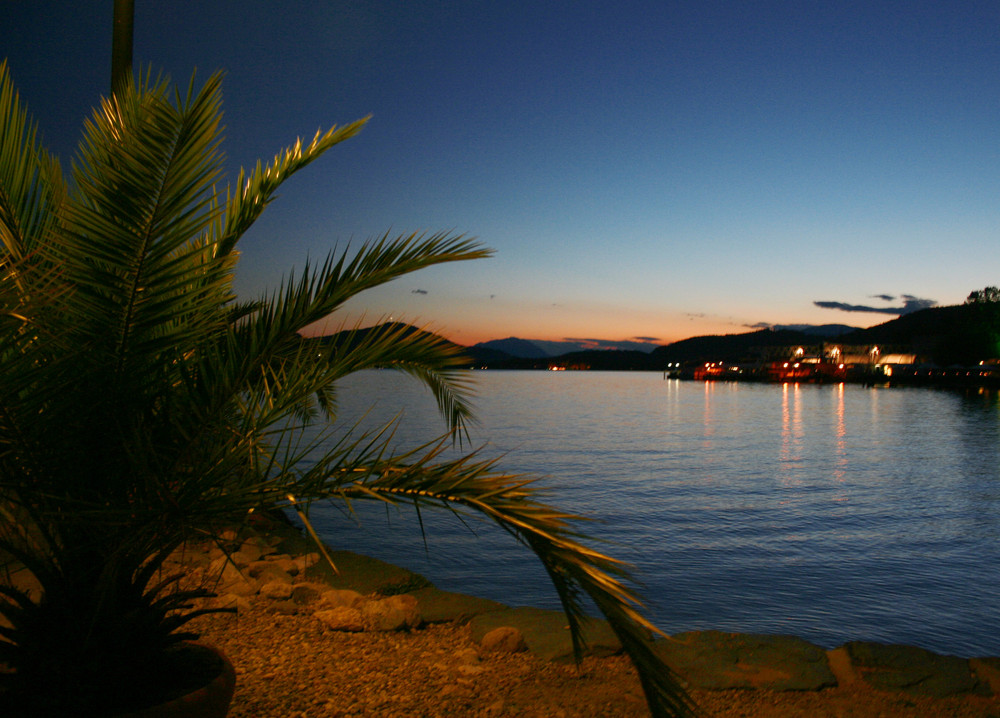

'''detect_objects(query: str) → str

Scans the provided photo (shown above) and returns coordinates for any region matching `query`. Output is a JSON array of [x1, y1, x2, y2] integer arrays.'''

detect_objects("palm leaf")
[[223, 232, 489, 434], [0, 60, 64, 266], [294, 440, 697, 718], [215, 117, 369, 258], [313, 320, 475, 417], [57, 69, 229, 380]]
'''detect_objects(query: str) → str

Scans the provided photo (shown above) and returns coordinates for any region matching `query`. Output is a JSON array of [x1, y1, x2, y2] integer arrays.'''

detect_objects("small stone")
[[238, 538, 267, 560], [271, 556, 300, 575], [296, 552, 321, 573], [321, 589, 366, 608], [260, 581, 295, 600], [248, 561, 293, 584], [290, 583, 324, 605], [481, 626, 527, 654], [230, 548, 260, 567], [470, 607, 621, 663], [222, 577, 257, 596], [383, 593, 419, 616], [315, 606, 366, 632], [453, 647, 480, 665], [210, 561, 256, 596], [361, 594, 421, 632], [267, 600, 300, 615]]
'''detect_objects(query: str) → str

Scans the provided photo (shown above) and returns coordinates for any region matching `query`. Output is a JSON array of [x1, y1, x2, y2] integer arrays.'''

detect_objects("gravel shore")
[[193, 603, 1000, 717]]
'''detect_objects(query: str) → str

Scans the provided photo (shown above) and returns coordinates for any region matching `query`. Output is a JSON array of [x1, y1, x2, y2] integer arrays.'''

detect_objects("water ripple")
[[311, 371, 1000, 657]]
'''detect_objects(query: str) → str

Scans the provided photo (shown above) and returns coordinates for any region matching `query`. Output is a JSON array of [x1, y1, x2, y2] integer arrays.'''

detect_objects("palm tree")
[[0, 62, 696, 716], [111, 0, 134, 94]]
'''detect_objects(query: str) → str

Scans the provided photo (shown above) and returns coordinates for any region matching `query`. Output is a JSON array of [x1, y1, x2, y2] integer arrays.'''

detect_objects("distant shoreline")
[[462, 362, 1000, 391]]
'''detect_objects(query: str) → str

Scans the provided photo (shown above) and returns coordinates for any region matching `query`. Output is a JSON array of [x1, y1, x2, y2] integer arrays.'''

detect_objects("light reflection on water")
[[306, 370, 1000, 656]]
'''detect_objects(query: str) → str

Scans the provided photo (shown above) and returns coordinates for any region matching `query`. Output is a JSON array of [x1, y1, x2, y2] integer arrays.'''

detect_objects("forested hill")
[[650, 303, 1000, 368], [650, 328, 821, 364], [836, 304, 1000, 365]]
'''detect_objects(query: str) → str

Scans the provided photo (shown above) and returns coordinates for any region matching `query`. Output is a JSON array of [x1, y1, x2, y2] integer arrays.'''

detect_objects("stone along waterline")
[[308, 370, 1000, 657]]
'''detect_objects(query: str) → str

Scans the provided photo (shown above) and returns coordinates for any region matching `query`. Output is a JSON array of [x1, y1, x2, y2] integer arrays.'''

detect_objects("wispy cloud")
[[562, 337, 661, 351], [814, 294, 936, 315]]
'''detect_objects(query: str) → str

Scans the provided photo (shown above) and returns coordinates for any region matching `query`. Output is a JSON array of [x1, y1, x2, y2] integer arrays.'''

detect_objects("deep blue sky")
[[3, 1, 999, 347]]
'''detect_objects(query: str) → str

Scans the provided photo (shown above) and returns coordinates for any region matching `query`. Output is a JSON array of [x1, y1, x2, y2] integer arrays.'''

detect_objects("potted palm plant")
[[0, 62, 696, 717]]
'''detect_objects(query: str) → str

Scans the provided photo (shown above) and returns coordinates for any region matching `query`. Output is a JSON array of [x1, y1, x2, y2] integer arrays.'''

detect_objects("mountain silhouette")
[[473, 337, 548, 358], [464, 305, 1000, 370]]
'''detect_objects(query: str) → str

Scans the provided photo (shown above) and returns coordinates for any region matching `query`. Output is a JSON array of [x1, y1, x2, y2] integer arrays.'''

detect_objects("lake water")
[[307, 370, 1000, 657]]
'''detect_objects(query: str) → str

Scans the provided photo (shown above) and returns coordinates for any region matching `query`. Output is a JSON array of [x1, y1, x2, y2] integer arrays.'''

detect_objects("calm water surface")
[[309, 371, 1000, 657]]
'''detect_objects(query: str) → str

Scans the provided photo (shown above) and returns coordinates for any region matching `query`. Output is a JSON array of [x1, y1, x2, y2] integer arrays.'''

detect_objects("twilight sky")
[[3, 1, 999, 348]]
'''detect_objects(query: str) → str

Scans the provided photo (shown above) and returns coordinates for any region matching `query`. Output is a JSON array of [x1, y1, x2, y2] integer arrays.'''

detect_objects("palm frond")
[[215, 117, 370, 257], [241, 231, 490, 342], [309, 320, 478, 437], [304, 443, 698, 718], [220, 232, 489, 434], [0, 60, 63, 266], [57, 68, 230, 381]]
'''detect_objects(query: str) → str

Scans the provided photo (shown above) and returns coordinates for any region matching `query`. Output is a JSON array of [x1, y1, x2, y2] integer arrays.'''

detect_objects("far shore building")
[[693, 342, 920, 382]]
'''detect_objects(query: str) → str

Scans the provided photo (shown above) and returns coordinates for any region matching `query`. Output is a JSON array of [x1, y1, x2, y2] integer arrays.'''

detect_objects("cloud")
[[562, 337, 661, 351], [814, 294, 936, 315], [899, 294, 937, 310], [411, 289, 428, 295], [563, 337, 612, 349]]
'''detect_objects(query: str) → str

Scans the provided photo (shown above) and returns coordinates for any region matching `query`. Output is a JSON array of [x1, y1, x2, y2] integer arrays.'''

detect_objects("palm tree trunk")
[[111, 0, 134, 95]]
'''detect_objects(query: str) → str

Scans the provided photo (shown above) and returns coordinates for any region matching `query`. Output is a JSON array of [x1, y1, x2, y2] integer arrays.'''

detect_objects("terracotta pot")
[[118, 642, 236, 718]]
